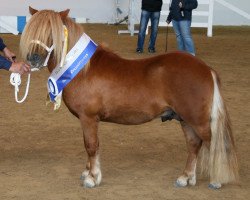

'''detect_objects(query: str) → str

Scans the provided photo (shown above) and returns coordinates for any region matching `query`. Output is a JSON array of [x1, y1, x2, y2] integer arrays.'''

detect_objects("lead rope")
[[10, 68, 39, 103]]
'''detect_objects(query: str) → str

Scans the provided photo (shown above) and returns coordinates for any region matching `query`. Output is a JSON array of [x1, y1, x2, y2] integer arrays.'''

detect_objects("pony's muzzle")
[[27, 53, 44, 70]]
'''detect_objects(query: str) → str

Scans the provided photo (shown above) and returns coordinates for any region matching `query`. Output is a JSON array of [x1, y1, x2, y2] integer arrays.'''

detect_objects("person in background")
[[166, 0, 198, 55], [0, 37, 30, 74], [136, 0, 163, 53]]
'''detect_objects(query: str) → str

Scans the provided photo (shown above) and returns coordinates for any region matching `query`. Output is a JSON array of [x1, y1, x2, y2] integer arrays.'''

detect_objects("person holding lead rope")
[[1, 37, 31, 103], [166, 0, 198, 56], [0, 37, 30, 74]]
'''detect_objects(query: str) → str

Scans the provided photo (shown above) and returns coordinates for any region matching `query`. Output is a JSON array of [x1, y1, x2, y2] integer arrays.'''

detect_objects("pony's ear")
[[59, 9, 70, 20], [29, 6, 38, 15]]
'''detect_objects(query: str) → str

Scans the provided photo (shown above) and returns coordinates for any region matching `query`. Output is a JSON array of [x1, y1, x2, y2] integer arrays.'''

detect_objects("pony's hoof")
[[175, 178, 188, 188], [83, 175, 96, 188], [80, 169, 102, 187], [208, 183, 222, 190]]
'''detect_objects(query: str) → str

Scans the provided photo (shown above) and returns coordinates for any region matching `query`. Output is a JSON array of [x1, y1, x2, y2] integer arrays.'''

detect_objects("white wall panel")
[[0, 0, 249, 25]]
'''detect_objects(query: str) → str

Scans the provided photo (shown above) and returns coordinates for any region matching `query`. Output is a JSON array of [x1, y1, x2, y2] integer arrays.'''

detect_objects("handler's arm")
[[0, 55, 11, 70], [0, 37, 7, 51]]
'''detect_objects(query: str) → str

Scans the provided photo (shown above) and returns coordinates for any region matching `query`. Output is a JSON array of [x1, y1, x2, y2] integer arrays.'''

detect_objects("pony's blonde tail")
[[200, 70, 239, 185]]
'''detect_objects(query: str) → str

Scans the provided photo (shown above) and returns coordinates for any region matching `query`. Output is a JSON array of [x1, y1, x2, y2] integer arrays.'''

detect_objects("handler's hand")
[[3, 47, 16, 62], [9, 62, 31, 75]]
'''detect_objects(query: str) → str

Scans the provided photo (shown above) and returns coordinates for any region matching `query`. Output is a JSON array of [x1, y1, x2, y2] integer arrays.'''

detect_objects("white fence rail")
[[216, 0, 250, 20]]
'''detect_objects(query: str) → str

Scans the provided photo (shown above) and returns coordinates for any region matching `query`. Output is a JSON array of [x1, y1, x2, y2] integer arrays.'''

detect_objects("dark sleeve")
[[0, 37, 7, 51], [0, 55, 12, 70], [167, 13, 172, 22], [183, 0, 198, 10], [166, 4, 173, 22]]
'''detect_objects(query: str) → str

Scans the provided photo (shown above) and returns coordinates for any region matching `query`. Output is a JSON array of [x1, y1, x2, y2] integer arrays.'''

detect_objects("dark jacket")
[[167, 0, 198, 22], [142, 0, 163, 12], [0, 37, 11, 70]]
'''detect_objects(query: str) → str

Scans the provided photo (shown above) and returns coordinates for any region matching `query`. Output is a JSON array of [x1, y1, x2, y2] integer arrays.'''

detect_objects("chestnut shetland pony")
[[20, 7, 239, 189]]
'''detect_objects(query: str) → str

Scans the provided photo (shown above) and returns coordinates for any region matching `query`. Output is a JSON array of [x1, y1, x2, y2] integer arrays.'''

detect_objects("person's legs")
[[136, 10, 150, 52], [148, 11, 160, 52], [172, 20, 185, 51], [179, 20, 195, 55]]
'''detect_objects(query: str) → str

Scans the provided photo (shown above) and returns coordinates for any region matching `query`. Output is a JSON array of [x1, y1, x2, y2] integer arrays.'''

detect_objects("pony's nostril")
[[27, 53, 44, 69], [30, 53, 42, 62]]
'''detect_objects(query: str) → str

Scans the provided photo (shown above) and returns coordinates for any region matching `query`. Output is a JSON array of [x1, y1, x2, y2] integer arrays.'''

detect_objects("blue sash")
[[48, 34, 97, 102]]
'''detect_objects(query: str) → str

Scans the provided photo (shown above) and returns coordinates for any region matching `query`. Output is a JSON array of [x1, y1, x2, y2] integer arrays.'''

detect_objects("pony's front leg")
[[80, 116, 102, 188]]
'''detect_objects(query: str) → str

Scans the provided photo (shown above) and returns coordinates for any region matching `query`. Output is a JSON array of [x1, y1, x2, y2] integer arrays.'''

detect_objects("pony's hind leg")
[[80, 158, 90, 179], [176, 121, 202, 187], [80, 116, 102, 188]]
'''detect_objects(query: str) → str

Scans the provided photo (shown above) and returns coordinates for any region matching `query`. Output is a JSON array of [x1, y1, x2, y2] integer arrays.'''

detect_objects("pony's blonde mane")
[[20, 9, 84, 66]]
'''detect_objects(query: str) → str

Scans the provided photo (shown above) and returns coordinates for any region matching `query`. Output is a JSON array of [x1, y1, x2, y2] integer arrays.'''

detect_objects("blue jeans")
[[137, 10, 160, 51], [172, 20, 195, 55]]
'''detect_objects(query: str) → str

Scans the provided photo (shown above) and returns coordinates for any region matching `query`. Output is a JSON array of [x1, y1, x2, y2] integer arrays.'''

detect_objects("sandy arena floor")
[[0, 24, 250, 200]]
